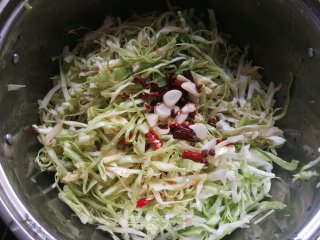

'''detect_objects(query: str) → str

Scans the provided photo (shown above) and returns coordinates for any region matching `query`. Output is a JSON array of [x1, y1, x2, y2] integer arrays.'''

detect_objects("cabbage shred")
[[34, 9, 298, 240]]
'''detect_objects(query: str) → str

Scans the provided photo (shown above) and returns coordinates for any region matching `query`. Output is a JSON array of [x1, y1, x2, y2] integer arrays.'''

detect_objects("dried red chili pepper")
[[170, 122, 197, 142], [136, 197, 154, 208], [121, 92, 130, 100], [146, 130, 163, 149], [182, 149, 209, 166], [134, 75, 149, 88], [140, 91, 160, 100]]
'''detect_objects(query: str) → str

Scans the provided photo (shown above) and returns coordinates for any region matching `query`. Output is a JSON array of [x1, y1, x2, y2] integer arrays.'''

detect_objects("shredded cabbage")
[[33, 9, 317, 240], [7, 84, 26, 91]]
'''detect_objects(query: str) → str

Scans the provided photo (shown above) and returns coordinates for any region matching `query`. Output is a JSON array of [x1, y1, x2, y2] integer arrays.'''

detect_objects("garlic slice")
[[163, 89, 182, 107], [145, 113, 159, 127], [175, 113, 189, 124], [154, 103, 171, 120], [181, 82, 200, 97], [182, 103, 196, 113], [189, 123, 208, 140]]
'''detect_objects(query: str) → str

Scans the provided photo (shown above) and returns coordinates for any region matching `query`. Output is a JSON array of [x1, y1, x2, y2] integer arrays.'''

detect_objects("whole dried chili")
[[146, 130, 163, 149], [170, 122, 197, 142], [182, 149, 209, 166]]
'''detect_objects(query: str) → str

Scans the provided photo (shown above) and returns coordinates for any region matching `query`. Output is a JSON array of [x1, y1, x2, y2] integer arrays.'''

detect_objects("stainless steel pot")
[[1, 0, 320, 239]]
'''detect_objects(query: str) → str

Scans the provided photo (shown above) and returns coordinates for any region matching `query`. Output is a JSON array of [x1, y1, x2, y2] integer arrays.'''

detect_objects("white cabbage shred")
[[33, 9, 318, 240]]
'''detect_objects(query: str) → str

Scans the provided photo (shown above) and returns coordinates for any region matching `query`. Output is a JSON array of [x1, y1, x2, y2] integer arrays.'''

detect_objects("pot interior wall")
[[1, 0, 320, 239]]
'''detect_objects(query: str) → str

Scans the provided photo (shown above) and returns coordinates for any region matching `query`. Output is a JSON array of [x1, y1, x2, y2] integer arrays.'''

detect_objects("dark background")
[[0, 217, 17, 240]]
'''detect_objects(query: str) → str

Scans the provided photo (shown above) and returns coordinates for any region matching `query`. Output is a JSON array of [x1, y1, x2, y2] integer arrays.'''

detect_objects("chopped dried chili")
[[146, 130, 163, 149], [182, 149, 209, 166], [136, 197, 154, 208]]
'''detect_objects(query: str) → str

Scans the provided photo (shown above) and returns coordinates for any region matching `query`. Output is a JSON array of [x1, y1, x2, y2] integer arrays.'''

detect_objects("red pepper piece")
[[140, 91, 160, 100], [182, 149, 209, 166], [134, 76, 149, 88], [121, 92, 130, 100], [146, 130, 163, 149], [136, 197, 154, 208], [170, 122, 197, 142]]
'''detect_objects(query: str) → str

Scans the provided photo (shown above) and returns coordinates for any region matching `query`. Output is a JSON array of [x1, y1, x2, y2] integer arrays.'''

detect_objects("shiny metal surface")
[[1, 0, 320, 239]]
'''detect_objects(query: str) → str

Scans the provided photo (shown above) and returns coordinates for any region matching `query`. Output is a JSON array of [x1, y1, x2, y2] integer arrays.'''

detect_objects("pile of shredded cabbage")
[[33, 9, 304, 240]]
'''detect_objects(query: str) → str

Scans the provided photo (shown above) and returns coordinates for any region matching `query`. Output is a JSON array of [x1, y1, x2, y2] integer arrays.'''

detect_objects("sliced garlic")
[[181, 82, 200, 97], [163, 89, 182, 107], [203, 138, 217, 150], [182, 103, 196, 113], [154, 103, 171, 120], [177, 74, 192, 83], [175, 113, 188, 124], [189, 123, 208, 140], [45, 121, 63, 146], [145, 113, 159, 127], [153, 127, 170, 135]]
